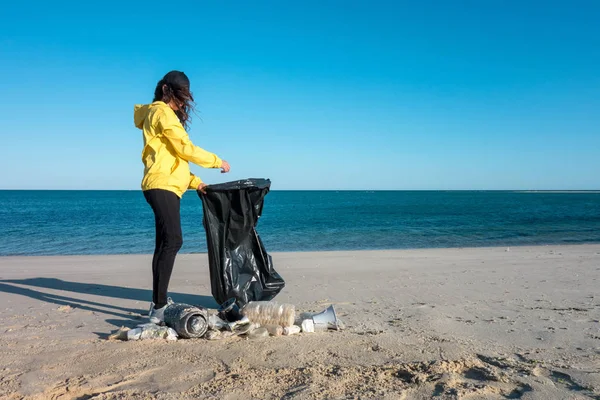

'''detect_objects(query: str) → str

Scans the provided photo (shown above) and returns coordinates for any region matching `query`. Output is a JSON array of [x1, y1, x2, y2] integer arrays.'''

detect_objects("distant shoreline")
[[2, 242, 600, 258]]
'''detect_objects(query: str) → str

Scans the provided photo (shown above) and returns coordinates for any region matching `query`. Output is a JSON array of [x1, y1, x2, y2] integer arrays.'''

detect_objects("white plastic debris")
[[208, 314, 228, 330], [126, 324, 178, 341], [165, 327, 178, 341], [127, 328, 143, 341], [301, 319, 315, 333]]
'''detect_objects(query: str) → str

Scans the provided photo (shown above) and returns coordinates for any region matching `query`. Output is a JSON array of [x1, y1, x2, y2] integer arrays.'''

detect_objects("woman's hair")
[[153, 71, 195, 129]]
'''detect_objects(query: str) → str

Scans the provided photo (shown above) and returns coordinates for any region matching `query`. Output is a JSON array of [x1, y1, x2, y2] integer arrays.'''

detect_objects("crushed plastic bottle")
[[242, 301, 295, 327], [233, 322, 257, 336], [208, 314, 228, 330], [247, 327, 269, 339], [126, 324, 178, 341], [127, 328, 142, 341], [227, 316, 251, 331]]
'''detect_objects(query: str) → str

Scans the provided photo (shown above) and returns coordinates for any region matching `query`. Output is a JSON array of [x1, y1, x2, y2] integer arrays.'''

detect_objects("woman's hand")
[[197, 183, 208, 194], [221, 160, 231, 173]]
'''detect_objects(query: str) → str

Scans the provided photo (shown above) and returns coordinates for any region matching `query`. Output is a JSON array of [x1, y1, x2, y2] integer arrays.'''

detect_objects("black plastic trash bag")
[[198, 178, 285, 308]]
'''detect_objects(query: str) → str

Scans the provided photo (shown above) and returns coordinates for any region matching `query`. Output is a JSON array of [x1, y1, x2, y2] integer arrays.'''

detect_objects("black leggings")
[[144, 189, 183, 309]]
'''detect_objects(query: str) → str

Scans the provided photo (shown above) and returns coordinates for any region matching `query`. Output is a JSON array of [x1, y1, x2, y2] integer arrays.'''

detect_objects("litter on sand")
[[198, 300, 344, 341], [108, 300, 343, 342]]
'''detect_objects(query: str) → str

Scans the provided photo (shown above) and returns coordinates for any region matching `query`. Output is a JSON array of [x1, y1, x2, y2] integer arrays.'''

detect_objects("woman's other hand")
[[221, 160, 231, 173], [197, 183, 208, 194]]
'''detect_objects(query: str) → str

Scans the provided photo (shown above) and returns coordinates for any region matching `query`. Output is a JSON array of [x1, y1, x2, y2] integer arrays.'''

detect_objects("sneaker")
[[148, 297, 173, 324], [149, 305, 167, 324]]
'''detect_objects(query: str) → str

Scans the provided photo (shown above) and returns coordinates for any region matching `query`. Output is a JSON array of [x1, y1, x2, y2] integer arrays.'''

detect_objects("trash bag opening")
[[203, 178, 271, 192]]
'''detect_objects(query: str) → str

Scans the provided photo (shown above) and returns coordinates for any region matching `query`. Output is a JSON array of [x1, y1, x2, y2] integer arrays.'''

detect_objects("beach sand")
[[0, 245, 599, 399]]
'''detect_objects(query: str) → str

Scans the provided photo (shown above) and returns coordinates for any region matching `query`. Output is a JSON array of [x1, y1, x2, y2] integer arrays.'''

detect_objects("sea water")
[[1, 190, 599, 256]]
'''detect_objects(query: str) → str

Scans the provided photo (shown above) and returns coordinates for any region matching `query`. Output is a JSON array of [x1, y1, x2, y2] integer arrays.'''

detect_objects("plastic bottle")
[[283, 325, 301, 336], [242, 301, 295, 327], [127, 328, 142, 341], [208, 314, 227, 330], [227, 316, 251, 331], [126, 324, 178, 341], [247, 327, 269, 339]]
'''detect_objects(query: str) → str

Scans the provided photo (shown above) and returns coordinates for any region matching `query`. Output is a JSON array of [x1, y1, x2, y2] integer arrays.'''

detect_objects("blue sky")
[[1, 1, 598, 190]]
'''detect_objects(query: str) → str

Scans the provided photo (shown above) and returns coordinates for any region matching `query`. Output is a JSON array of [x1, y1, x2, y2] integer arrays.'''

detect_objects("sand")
[[0, 245, 599, 399]]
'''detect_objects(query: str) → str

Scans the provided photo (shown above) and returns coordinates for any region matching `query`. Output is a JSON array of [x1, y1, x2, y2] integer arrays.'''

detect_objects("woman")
[[134, 71, 230, 323]]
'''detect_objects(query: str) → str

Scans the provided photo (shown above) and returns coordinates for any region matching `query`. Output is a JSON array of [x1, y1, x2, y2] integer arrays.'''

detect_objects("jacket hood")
[[134, 104, 151, 129]]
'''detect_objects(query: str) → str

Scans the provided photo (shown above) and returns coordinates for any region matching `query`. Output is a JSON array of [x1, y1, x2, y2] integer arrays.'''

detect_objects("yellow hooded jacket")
[[134, 101, 222, 197]]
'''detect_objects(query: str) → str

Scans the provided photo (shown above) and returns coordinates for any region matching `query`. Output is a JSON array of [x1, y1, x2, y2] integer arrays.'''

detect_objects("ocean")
[[1, 190, 599, 256]]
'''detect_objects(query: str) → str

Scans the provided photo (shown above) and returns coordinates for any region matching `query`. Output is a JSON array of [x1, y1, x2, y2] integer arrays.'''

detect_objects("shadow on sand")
[[0, 277, 218, 336]]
